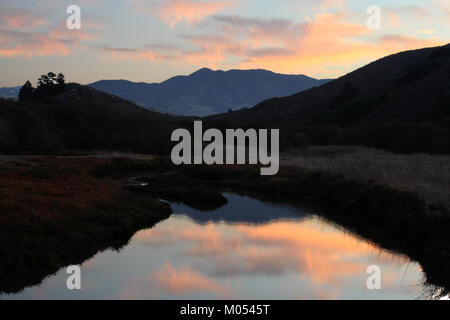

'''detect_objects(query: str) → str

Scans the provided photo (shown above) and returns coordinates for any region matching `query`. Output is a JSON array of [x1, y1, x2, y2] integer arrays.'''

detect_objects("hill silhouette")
[[0, 83, 171, 154], [89, 68, 330, 116], [209, 44, 450, 127], [205, 44, 450, 153], [1, 45, 449, 155]]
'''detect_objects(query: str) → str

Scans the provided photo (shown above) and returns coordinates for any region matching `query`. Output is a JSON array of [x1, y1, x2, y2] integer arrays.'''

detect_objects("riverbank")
[[0, 157, 171, 293], [1, 154, 449, 295], [128, 161, 450, 294], [282, 146, 450, 211]]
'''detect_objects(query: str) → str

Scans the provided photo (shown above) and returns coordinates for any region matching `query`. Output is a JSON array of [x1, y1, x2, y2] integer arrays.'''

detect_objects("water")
[[2, 193, 430, 299]]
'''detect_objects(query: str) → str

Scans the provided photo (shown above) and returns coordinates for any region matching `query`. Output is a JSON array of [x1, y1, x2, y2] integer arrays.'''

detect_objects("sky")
[[0, 0, 449, 86]]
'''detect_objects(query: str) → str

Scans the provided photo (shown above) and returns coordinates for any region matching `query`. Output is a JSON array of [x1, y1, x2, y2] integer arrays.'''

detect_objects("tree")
[[35, 72, 66, 100], [57, 73, 65, 87], [47, 72, 57, 82], [37, 74, 50, 88], [37, 72, 59, 89], [18, 81, 34, 101]]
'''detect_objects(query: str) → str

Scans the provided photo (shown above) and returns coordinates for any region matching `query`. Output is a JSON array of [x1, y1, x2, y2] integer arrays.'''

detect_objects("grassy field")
[[282, 146, 450, 211]]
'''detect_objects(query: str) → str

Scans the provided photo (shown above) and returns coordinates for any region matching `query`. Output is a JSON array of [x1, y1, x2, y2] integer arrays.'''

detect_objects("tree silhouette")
[[18, 81, 35, 101], [35, 72, 66, 100], [57, 73, 65, 87], [38, 72, 59, 89]]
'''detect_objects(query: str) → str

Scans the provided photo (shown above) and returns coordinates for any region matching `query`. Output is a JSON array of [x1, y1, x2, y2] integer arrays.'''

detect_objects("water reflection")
[[2, 193, 428, 299], [169, 193, 307, 225]]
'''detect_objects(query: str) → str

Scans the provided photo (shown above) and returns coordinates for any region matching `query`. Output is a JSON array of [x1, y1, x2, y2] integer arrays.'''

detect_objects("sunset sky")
[[0, 0, 449, 86]]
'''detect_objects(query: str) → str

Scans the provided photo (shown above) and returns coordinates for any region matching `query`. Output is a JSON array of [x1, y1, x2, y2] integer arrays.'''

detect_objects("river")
[[2, 193, 434, 299]]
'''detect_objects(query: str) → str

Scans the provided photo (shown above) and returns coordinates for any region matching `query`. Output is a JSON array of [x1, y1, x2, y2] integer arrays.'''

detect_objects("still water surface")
[[3, 193, 430, 299]]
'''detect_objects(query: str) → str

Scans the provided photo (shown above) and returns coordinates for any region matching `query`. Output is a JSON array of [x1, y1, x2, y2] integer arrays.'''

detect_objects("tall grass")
[[282, 146, 450, 209]]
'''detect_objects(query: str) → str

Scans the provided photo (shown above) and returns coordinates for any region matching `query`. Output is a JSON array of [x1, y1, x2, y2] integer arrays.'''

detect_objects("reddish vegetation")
[[0, 157, 120, 224], [0, 156, 171, 294]]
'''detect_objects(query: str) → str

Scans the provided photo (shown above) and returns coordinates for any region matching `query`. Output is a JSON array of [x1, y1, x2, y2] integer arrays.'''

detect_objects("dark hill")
[[89, 69, 330, 116], [0, 83, 172, 154], [209, 44, 450, 127]]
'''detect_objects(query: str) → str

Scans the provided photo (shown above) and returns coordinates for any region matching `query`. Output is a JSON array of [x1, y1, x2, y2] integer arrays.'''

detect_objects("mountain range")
[[0, 86, 20, 100], [88, 69, 330, 116], [1, 44, 449, 155]]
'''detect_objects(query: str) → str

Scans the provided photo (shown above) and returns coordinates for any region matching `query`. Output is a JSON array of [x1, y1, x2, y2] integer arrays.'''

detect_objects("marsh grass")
[[0, 156, 171, 293], [282, 146, 450, 210]]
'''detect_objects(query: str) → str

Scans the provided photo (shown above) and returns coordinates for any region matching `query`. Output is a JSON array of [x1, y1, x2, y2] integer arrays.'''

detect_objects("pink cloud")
[[151, 263, 227, 296], [0, 29, 70, 58], [131, 0, 231, 27], [0, 20, 99, 58], [159, 0, 228, 27], [0, 4, 46, 30], [94, 9, 447, 79], [132, 217, 420, 296], [232, 12, 444, 78]]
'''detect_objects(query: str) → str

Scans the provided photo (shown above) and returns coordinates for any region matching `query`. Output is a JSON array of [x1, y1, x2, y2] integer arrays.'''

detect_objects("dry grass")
[[282, 146, 450, 209]]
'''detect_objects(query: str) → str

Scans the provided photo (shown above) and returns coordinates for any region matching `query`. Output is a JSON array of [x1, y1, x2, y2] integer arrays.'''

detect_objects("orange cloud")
[[313, 0, 345, 11], [234, 220, 391, 285], [92, 6, 448, 79], [0, 21, 99, 58], [2, 15, 45, 29], [133, 216, 420, 293], [0, 2, 102, 59], [143, 12, 441, 78], [160, 0, 228, 27], [0, 30, 70, 58], [236, 12, 445, 78], [0, 4, 46, 30], [151, 263, 227, 295], [131, 0, 231, 27]]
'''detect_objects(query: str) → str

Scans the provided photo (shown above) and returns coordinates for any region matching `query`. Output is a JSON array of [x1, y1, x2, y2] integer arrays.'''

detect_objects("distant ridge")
[[88, 69, 330, 116], [0, 86, 20, 100]]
